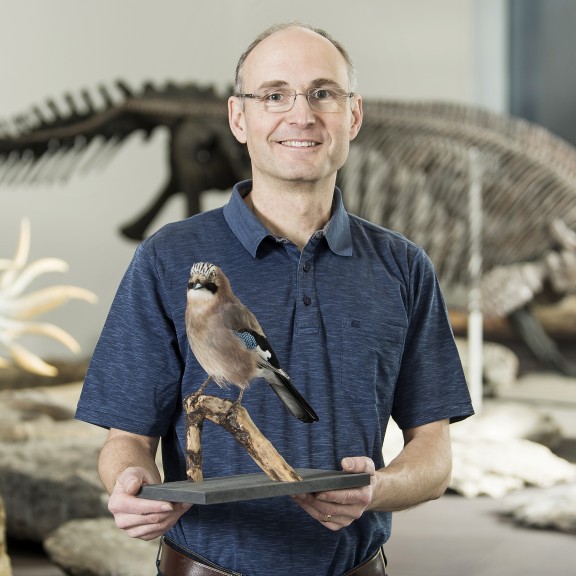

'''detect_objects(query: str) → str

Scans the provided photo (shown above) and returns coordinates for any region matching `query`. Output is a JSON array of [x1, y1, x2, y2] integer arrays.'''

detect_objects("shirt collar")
[[223, 179, 352, 258]]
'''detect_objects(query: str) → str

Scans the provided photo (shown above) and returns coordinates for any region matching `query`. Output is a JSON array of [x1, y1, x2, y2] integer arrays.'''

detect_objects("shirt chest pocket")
[[339, 315, 407, 408]]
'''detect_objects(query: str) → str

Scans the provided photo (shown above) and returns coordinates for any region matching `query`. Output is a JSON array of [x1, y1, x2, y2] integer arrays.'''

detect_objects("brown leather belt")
[[159, 538, 239, 575], [344, 546, 387, 576], [158, 537, 386, 576]]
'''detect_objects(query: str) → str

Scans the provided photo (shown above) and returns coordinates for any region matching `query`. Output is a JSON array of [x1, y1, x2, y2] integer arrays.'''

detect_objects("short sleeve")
[[391, 249, 474, 429], [75, 243, 184, 436]]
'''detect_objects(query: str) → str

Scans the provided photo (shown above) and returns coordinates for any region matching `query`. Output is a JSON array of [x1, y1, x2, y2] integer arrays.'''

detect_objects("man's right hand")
[[107, 467, 192, 540]]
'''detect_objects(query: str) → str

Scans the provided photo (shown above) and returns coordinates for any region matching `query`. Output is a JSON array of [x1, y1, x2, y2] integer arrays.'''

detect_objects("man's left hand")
[[292, 457, 376, 531]]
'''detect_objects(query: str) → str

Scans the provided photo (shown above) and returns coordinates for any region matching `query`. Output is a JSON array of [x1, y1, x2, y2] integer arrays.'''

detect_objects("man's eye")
[[312, 89, 334, 100], [264, 92, 286, 102]]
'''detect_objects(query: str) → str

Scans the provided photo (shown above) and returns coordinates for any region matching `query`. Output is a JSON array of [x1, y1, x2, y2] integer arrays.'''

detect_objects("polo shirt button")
[[303, 262, 311, 272], [303, 296, 312, 306]]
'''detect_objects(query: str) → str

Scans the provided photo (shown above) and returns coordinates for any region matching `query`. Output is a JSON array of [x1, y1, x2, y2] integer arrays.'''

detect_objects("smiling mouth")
[[279, 140, 319, 147]]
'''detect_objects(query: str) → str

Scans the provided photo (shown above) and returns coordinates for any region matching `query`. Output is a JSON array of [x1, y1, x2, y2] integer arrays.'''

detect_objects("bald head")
[[234, 22, 357, 96]]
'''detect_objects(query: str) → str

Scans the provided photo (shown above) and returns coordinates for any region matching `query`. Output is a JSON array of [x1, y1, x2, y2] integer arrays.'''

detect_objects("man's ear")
[[228, 97, 247, 144], [349, 95, 363, 141]]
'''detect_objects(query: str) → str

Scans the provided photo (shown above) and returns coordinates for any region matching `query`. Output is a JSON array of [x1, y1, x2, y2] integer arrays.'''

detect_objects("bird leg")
[[231, 387, 245, 413], [190, 376, 212, 400]]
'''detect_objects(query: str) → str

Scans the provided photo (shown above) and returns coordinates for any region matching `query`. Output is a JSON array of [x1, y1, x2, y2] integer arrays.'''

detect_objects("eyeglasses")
[[236, 87, 354, 113]]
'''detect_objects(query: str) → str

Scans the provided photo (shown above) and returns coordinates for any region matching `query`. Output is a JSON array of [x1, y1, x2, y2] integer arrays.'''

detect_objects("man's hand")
[[294, 420, 453, 530], [292, 457, 376, 531], [107, 467, 192, 540]]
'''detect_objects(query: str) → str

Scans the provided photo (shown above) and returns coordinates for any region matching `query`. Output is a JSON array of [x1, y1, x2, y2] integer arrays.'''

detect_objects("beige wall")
[[0, 0, 506, 360]]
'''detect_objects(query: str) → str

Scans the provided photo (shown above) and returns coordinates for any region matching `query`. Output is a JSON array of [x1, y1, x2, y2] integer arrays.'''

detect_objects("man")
[[76, 22, 474, 575]]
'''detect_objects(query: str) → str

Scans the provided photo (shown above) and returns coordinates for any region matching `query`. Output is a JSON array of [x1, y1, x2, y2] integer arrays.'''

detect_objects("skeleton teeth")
[[0, 219, 98, 375], [281, 141, 317, 147]]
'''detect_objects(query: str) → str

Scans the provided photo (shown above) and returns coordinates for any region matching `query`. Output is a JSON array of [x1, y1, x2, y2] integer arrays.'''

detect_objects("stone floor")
[[386, 488, 576, 576], [8, 372, 576, 576]]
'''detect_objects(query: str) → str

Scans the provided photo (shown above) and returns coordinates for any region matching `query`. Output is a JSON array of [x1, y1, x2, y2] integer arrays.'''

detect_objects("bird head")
[[188, 262, 220, 295]]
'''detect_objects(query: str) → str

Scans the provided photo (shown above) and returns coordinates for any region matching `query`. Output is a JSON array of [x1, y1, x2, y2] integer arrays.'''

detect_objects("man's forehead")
[[243, 28, 349, 88]]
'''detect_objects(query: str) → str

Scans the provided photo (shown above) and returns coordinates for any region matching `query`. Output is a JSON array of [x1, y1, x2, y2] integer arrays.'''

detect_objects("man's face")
[[229, 27, 363, 190]]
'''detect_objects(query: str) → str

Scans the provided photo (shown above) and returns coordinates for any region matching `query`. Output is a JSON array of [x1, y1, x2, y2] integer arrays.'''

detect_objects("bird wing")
[[220, 301, 263, 333], [234, 328, 319, 424]]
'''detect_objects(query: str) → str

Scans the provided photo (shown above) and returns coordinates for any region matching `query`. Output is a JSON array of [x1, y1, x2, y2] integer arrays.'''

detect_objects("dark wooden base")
[[138, 468, 371, 505]]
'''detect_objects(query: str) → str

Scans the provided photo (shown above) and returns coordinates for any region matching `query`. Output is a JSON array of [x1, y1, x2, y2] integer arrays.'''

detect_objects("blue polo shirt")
[[76, 180, 473, 575]]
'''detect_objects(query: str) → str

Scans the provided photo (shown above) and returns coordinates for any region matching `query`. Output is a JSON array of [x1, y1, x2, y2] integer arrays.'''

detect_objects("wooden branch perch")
[[183, 394, 302, 483]]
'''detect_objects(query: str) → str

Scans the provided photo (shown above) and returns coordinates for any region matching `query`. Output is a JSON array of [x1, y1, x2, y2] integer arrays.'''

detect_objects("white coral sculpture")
[[0, 218, 98, 376]]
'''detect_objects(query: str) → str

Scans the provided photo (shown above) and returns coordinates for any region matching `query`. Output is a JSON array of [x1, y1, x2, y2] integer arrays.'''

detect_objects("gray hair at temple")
[[234, 22, 358, 96]]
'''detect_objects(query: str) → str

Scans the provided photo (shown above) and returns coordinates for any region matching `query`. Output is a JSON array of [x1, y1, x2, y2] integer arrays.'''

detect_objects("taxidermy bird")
[[185, 262, 319, 424]]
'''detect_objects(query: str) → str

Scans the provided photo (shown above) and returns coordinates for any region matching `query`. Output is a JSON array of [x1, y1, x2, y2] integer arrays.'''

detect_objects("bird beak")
[[189, 281, 204, 290]]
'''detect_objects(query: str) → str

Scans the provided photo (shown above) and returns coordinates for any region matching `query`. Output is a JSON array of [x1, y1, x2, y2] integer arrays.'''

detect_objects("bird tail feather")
[[267, 371, 319, 424]]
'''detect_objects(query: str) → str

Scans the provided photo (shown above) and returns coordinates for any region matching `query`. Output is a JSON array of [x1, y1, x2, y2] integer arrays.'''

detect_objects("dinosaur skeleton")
[[0, 81, 249, 239], [1, 80, 575, 374]]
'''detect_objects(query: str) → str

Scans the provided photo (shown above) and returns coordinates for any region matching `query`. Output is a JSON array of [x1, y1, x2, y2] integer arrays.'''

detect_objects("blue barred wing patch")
[[234, 330, 258, 350]]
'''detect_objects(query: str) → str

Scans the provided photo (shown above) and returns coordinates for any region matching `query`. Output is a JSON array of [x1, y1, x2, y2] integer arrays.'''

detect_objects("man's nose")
[[286, 93, 316, 123]]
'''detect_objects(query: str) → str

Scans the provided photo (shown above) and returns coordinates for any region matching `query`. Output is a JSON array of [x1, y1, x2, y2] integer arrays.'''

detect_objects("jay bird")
[[185, 262, 319, 424]]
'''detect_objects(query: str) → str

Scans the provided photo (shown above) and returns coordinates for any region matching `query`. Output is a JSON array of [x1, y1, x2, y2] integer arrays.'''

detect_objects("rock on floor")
[[0, 436, 109, 541], [0, 494, 11, 576], [502, 483, 576, 534], [44, 518, 159, 576]]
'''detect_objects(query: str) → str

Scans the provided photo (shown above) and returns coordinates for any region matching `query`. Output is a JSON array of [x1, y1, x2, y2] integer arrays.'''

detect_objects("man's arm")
[[370, 418, 452, 511], [99, 428, 191, 540], [292, 419, 451, 530]]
